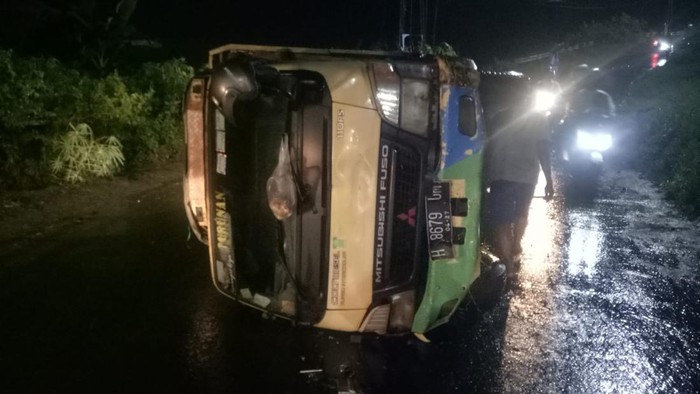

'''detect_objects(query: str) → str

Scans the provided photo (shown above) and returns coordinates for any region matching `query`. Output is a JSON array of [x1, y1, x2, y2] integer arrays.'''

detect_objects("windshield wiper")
[[275, 221, 305, 298], [275, 220, 317, 324]]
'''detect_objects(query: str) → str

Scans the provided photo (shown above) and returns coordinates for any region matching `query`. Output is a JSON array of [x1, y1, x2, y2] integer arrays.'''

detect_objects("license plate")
[[425, 182, 453, 260]]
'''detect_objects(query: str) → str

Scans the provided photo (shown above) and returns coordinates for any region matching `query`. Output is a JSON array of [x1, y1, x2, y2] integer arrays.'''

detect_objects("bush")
[[122, 59, 193, 164], [0, 49, 192, 187], [0, 50, 81, 186], [51, 123, 124, 183], [565, 14, 648, 48], [558, 14, 650, 89], [623, 45, 700, 218], [423, 42, 459, 57]]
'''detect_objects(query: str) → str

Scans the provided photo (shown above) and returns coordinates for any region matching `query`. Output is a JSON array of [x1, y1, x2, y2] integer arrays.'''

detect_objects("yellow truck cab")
[[183, 44, 501, 337]]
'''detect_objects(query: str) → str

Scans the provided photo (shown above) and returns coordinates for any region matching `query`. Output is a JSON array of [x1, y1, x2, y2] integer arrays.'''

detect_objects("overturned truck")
[[183, 44, 503, 338]]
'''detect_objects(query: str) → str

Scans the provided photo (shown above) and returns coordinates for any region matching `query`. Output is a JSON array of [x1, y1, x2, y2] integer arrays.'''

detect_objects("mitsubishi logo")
[[397, 207, 416, 227]]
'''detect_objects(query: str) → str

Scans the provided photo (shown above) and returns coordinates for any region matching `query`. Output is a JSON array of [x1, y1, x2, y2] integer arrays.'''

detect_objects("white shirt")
[[485, 108, 550, 186]]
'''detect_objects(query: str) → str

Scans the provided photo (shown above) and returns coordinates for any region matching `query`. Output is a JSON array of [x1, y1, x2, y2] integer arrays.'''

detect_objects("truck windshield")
[[225, 70, 330, 322]]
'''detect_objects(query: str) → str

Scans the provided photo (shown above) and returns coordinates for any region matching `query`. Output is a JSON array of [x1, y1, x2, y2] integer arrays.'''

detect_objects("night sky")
[[2, 0, 699, 65], [133, 0, 697, 64]]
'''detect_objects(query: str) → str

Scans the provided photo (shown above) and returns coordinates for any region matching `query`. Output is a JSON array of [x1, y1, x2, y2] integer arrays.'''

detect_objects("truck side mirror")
[[210, 60, 260, 126]]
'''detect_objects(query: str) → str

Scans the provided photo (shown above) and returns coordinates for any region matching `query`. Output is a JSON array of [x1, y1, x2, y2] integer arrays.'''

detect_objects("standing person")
[[484, 87, 554, 279]]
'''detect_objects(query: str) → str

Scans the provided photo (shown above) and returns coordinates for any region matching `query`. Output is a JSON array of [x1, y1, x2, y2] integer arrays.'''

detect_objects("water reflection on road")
[[178, 168, 700, 393], [527, 169, 699, 394], [446, 166, 698, 393], [495, 172, 564, 392], [4, 163, 698, 392], [565, 211, 603, 278]]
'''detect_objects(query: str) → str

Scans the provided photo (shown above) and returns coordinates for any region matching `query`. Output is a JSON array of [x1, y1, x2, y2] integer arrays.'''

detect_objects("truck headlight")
[[372, 62, 400, 124], [400, 78, 430, 136], [576, 130, 612, 152], [372, 62, 435, 137], [359, 290, 416, 334], [388, 290, 416, 332]]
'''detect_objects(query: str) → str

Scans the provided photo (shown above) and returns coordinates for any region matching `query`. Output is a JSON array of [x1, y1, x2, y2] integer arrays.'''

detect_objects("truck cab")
[[183, 44, 498, 336]]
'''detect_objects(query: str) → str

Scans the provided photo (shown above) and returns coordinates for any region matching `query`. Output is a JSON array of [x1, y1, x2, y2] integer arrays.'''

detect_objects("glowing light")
[[576, 130, 612, 152], [520, 169, 560, 276], [499, 169, 562, 385], [533, 89, 556, 112], [521, 197, 553, 275]]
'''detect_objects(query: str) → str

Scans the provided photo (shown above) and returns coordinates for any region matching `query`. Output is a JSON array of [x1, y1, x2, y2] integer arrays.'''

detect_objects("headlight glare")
[[576, 130, 613, 151], [534, 89, 556, 112]]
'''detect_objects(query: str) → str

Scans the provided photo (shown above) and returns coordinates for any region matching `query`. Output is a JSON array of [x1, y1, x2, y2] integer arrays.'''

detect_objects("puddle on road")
[[175, 167, 700, 393], [564, 211, 603, 278], [495, 168, 700, 393], [496, 173, 565, 392]]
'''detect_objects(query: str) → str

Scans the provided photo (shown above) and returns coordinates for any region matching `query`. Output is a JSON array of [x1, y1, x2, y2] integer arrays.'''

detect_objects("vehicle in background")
[[183, 43, 504, 338], [553, 88, 616, 182], [650, 24, 698, 68], [651, 36, 674, 68]]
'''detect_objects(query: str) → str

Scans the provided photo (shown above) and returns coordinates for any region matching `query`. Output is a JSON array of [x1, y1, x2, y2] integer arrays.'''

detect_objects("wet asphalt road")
[[1, 159, 700, 393]]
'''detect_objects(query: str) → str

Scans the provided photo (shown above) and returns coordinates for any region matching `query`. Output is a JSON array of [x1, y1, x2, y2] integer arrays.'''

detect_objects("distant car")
[[651, 36, 674, 68], [183, 43, 503, 337]]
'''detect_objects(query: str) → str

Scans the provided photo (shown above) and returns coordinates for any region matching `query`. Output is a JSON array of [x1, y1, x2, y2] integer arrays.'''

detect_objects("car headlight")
[[372, 62, 436, 137], [576, 130, 613, 151], [533, 89, 556, 112]]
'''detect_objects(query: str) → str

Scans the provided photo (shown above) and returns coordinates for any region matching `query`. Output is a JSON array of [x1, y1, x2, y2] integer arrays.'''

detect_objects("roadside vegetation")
[[623, 41, 700, 218], [554, 14, 651, 99], [0, 49, 192, 187], [562, 14, 649, 69], [552, 14, 700, 218]]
